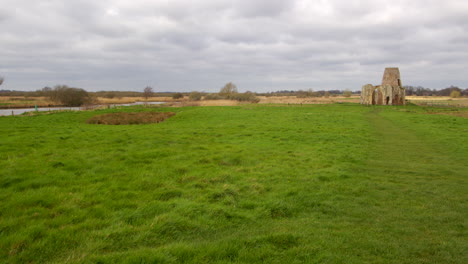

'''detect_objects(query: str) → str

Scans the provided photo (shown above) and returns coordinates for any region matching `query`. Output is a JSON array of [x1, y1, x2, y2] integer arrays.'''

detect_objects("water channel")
[[0, 101, 165, 116]]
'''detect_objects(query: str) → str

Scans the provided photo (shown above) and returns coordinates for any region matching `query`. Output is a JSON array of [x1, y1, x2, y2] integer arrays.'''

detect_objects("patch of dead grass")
[[407, 96, 468, 107], [257, 96, 360, 104], [0, 96, 55, 108], [87, 112, 175, 125]]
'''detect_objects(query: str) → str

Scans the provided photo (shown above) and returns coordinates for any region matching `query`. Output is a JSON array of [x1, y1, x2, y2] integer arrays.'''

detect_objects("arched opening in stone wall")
[[386, 96, 390, 105], [372, 90, 376, 105]]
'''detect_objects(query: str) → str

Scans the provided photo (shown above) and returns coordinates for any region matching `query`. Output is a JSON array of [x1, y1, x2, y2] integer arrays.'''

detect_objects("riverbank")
[[0, 96, 176, 109], [0, 101, 165, 116]]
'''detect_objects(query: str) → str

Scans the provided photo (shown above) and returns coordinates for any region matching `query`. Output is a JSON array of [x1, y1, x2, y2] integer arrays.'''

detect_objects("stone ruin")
[[360, 67, 405, 105]]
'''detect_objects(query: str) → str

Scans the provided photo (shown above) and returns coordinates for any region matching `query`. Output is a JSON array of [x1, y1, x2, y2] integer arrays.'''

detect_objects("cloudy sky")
[[1, 0, 467, 92]]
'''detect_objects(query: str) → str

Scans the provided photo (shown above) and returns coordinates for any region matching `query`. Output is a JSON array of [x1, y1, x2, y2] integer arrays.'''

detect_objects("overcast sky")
[[1, 0, 467, 92]]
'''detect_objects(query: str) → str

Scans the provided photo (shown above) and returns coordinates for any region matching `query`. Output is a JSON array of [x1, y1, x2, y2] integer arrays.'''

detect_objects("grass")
[[0, 104, 466, 263], [86, 112, 176, 125]]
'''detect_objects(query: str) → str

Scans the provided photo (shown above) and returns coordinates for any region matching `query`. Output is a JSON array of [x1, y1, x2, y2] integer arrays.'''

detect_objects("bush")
[[172, 93, 184, 99], [189, 91, 203, 101], [204, 93, 223, 100], [450, 90, 461, 98], [296, 89, 316, 98], [103, 92, 116, 99], [48, 85, 93, 106], [229, 92, 260, 103], [343, 90, 352, 97]]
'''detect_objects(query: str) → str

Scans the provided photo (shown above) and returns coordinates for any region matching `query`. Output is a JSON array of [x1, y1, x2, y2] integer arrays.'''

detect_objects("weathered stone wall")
[[360, 84, 374, 105]]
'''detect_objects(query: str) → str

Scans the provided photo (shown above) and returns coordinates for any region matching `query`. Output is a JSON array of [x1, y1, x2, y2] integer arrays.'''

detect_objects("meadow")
[[0, 103, 466, 263]]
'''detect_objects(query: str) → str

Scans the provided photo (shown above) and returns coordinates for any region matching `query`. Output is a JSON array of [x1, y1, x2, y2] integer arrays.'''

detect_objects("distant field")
[[0, 104, 466, 263], [406, 96, 468, 107], [2, 95, 467, 108]]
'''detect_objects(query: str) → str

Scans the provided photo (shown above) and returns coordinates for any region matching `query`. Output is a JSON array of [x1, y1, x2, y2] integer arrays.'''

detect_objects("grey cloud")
[[1, 0, 467, 92]]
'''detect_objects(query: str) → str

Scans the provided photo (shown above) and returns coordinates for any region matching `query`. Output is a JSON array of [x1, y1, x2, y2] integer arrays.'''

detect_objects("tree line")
[[403, 85, 466, 97], [0, 80, 466, 107]]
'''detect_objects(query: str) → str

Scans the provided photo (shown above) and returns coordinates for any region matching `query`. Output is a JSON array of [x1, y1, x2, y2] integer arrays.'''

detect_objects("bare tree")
[[219, 82, 238, 98], [143, 86, 153, 100]]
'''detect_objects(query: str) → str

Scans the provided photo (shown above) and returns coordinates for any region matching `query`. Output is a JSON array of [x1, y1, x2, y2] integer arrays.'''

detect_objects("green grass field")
[[0, 104, 466, 263]]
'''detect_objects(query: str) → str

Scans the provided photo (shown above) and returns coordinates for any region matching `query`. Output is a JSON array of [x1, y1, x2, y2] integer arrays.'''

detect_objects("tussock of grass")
[[86, 111, 175, 125]]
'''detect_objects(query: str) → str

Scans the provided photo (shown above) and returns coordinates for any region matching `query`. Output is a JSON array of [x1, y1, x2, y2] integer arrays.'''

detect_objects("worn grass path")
[[361, 108, 466, 263]]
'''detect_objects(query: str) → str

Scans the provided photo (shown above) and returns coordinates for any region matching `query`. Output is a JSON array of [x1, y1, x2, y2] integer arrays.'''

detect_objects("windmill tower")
[[360, 68, 406, 105]]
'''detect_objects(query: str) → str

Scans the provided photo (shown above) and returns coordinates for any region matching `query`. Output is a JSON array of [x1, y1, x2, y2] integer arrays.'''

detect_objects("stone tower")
[[382, 67, 402, 87], [360, 67, 406, 105]]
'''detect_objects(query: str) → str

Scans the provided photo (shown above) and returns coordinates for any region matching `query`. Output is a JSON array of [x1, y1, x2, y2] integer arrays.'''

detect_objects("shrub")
[[450, 90, 461, 98], [87, 112, 175, 125], [343, 89, 352, 97], [172, 93, 184, 99], [48, 85, 93, 106], [229, 91, 260, 103], [204, 93, 223, 100], [296, 89, 316, 98], [189, 91, 203, 101], [103, 92, 116, 99]]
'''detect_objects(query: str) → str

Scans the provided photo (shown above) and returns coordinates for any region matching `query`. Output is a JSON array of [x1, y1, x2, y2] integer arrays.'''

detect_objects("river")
[[0, 101, 165, 116]]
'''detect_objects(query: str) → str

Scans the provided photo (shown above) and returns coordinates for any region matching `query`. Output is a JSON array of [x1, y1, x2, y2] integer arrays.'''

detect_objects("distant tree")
[[462, 88, 468, 97], [439, 86, 462, 96], [172, 93, 184, 99], [189, 91, 203, 101], [42, 86, 52, 92], [39, 86, 52, 96], [103, 92, 116, 99], [296, 89, 316, 98], [450, 90, 461, 98], [219, 82, 238, 98], [143, 86, 153, 100], [343, 89, 352, 97], [403, 86, 415, 96], [48, 85, 92, 106]]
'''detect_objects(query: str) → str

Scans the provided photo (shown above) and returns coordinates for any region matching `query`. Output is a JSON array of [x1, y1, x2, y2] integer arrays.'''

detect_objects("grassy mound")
[[86, 111, 175, 125]]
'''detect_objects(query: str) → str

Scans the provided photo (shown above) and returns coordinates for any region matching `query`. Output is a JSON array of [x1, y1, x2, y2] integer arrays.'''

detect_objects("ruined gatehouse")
[[360, 68, 405, 105]]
